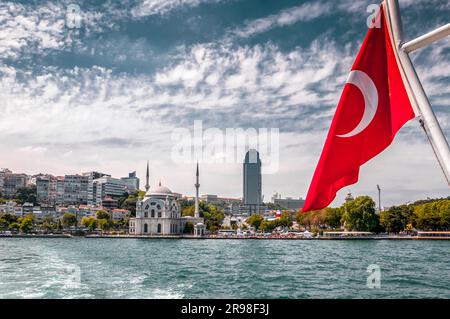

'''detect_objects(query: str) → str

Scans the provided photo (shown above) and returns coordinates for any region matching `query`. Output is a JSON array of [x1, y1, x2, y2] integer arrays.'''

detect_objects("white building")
[[129, 163, 205, 236], [130, 184, 203, 235], [111, 208, 130, 221]]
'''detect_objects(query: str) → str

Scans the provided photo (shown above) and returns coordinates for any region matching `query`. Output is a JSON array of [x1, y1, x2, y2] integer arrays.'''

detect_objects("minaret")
[[145, 160, 150, 192], [194, 162, 200, 218]]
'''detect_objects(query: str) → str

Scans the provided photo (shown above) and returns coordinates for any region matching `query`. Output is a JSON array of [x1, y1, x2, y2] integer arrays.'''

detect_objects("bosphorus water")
[[0, 238, 449, 299]]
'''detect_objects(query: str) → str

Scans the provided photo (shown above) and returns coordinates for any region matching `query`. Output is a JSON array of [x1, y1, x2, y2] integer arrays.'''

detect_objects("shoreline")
[[1, 234, 450, 240]]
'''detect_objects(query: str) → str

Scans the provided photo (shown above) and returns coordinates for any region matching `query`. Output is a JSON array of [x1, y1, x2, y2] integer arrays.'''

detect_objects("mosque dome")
[[145, 184, 173, 197]]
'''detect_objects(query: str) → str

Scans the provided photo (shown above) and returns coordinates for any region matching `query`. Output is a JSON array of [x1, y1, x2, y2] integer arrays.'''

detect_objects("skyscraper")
[[243, 149, 262, 213]]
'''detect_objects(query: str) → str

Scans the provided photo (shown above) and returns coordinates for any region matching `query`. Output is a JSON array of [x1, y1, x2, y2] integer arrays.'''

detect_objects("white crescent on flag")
[[337, 70, 379, 138]]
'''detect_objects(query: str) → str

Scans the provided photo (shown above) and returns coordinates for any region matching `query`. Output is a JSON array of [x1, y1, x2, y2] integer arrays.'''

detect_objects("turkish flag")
[[302, 4, 416, 212]]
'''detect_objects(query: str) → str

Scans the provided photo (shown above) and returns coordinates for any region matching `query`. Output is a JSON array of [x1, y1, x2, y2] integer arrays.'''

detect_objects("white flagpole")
[[386, 0, 450, 185]]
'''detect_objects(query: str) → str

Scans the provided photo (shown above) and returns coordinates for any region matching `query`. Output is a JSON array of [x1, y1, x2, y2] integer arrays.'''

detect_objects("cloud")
[[230, 2, 332, 39], [130, 0, 220, 18], [0, 2, 66, 59]]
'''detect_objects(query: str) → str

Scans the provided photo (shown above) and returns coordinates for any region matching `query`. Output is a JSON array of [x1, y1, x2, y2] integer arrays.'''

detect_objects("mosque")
[[129, 162, 205, 236]]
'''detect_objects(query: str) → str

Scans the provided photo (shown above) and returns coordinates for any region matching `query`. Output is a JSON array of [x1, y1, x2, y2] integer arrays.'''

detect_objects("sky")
[[0, 0, 449, 207]]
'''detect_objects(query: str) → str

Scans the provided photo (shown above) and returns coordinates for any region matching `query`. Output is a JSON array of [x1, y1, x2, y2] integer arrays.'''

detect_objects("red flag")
[[302, 4, 416, 212]]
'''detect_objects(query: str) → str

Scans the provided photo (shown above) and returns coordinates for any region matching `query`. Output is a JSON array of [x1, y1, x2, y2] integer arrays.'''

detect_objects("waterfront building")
[[129, 163, 204, 236], [2, 173, 27, 198], [243, 149, 263, 214], [272, 195, 305, 211], [111, 208, 130, 221], [36, 175, 57, 205], [121, 171, 140, 191], [222, 214, 247, 228], [63, 175, 89, 205], [0, 201, 20, 215]]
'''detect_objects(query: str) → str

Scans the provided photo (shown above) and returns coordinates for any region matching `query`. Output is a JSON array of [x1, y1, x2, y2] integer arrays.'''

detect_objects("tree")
[[179, 198, 194, 212], [297, 210, 327, 230], [380, 205, 414, 233], [81, 216, 97, 231], [341, 196, 380, 232], [42, 216, 56, 233], [8, 222, 20, 232], [15, 186, 37, 205], [182, 202, 224, 231], [56, 219, 63, 231], [0, 213, 17, 231], [325, 207, 343, 229], [118, 190, 144, 217], [182, 205, 195, 217], [260, 220, 278, 232], [414, 201, 441, 230], [414, 199, 450, 231], [62, 213, 77, 228], [201, 203, 224, 232], [246, 214, 264, 230], [278, 212, 293, 228], [97, 218, 110, 231], [96, 210, 110, 220], [184, 221, 194, 234], [19, 214, 34, 233]]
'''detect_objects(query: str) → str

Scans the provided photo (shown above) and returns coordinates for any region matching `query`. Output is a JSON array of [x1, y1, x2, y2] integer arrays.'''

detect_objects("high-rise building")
[[121, 171, 140, 191], [55, 176, 65, 205], [36, 175, 57, 205], [2, 173, 27, 198], [243, 149, 262, 213], [84, 171, 110, 205], [0, 168, 12, 194], [63, 174, 89, 205], [91, 176, 128, 206]]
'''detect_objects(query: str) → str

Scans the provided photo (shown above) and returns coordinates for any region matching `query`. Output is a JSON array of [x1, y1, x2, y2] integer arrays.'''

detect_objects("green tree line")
[[296, 196, 450, 233]]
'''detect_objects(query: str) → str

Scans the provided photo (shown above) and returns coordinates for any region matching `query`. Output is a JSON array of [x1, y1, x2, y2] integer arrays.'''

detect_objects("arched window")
[[151, 209, 155, 218], [144, 223, 148, 233], [144, 211, 148, 218], [158, 211, 161, 218], [157, 204, 161, 209], [145, 204, 149, 210], [157, 224, 161, 233]]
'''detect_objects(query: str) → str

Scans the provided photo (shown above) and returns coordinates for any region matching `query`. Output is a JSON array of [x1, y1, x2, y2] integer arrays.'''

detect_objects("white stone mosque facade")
[[129, 162, 205, 236]]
